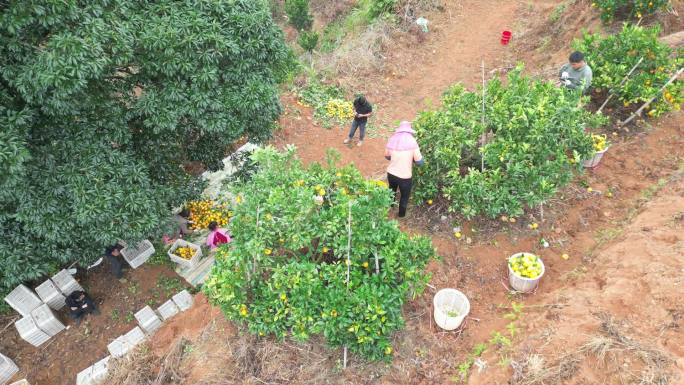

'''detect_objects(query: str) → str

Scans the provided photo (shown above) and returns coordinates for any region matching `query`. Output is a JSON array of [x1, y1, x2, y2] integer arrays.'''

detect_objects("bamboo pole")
[[619, 68, 683, 127], [343, 201, 353, 370], [480, 59, 486, 172], [597, 57, 643, 114]]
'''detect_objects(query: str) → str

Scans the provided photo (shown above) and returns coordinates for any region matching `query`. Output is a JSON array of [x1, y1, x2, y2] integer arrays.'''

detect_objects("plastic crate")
[[14, 317, 50, 347], [34, 279, 66, 310], [168, 239, 202, 269], [107, 326, 146, 358], [172, 290, 193, 312], [30, 304, 65, 337], [51, 270, 83, 297], [157, 299, 180, 321], [121, 240, 155, 269], [106, 336, 129, 359], [4, 285, 42, 317], [76, 355, 110, 385], [134, 306, 162, 335], [0, 353, 19, 385]]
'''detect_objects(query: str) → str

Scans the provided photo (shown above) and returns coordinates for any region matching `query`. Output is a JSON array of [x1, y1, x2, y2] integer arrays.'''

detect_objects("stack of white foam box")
[[134, 306, 162, 335], [0, 353, 19, 385], [51, 270, 83, 297], [30, 304, 65, 337], [14, 315, 50, 347], [35, 279, 66, 310], [107, 326, 146, 358], [156, 299, 180, 321], [3, 285, 42, 317], [172, 290, 193, 311], [75, 356, 110, 385], [8, 284, 67, 347], [120, 240, 155, 269]]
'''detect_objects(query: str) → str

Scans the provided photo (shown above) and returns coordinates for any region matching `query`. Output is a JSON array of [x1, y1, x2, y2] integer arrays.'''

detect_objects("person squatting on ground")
[[206, 221, 231, 250], [559, 51, 593, 94], [163, 208, 195, 244], [66, 290, 98, 325], [344, 95, 373, 146], [384, 121, 424, 217]]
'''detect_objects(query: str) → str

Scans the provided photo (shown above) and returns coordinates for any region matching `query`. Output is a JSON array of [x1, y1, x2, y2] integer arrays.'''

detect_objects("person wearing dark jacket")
[[66, 290, 98, 324], [104, 244, 126, 279], [344, 95, 373, 146]]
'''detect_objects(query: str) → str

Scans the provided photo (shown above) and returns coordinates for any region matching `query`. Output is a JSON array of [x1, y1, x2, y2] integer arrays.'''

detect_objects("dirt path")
[[275, 0, 521, 178]]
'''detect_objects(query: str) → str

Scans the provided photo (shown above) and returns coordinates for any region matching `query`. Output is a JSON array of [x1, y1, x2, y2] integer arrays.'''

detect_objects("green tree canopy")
[[0, 0, 292, 297]]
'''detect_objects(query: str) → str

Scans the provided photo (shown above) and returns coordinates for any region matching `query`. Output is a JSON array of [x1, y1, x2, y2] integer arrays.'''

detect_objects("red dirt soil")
[[117, 1, 684, 384], [2, 1, 683, 384], [0, 263, 188, 385]]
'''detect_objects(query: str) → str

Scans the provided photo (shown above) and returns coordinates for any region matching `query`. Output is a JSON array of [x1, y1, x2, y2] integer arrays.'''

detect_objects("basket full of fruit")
[[168, 239, 202, 269], [507, 252, 545, 293], [583, 134, 610, 168]]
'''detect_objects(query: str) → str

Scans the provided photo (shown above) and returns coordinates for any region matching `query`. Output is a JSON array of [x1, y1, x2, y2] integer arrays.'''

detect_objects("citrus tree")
[[0, 0, 292, 299], [413, 66, 607, 218], [205, 147, 435, 360], [574, 24, 683, 117], [592, 0, 671, 22]]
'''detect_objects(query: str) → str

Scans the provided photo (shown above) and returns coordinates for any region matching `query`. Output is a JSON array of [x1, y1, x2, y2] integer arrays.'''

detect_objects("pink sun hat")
[[386, 121, 418, 151], [396, 120, 416, 134]]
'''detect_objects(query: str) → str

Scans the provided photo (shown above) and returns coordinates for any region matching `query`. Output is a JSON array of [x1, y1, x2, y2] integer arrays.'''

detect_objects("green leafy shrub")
[[294, 78, 351, 127], [592, 0, 670, 22], [574, 24, 683, 117], [0, 0, 291, 297], [205, 147, 436, 360], [285, 0, 314, 30], [368, 0, 398, 18], [298, 31, 320, 52], [413, 66, 607, 219]]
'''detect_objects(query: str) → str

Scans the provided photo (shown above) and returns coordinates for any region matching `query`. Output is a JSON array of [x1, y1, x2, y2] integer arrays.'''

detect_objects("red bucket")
[[501, 30, 512, 45]]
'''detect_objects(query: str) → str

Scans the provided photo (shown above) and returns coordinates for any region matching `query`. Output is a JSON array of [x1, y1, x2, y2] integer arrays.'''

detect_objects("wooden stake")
[[597, 57, 643, 114], [619, 68, 683, 127], [343, 346, 348, 369]]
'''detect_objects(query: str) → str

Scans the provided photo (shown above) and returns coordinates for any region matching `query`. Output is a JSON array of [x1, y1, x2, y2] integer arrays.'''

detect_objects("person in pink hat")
[[384, 121, 424, 217]]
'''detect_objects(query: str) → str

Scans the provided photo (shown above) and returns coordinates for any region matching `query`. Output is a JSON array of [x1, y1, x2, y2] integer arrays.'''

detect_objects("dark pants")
[[388, 173, 413, 217], [106, 254, 124, 279], [348, 120, 367, 140]]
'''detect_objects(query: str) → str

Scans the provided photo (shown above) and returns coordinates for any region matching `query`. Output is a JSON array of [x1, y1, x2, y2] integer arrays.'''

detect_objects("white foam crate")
[[134, 306, 162, 334], [76, 366, 92, 385], [31, 304, 65, 337], [125, 326, 146, 345], [35, 279, 66, 310], [106, 336, 129, 359], [15, 317, 50, 347], [0, 353, 19, 385], [172, 290, 193, 311], [76, 355, 110, 385], [4, 285, 42, 317], [9, 379, 29, 385], [107, 327, 145, 358], [51, 270, 83, 297], [157, 299, 180, 321], [91, 355, 111, 381], [168, 239, 202, 269], [121, 240, 155, 269]]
